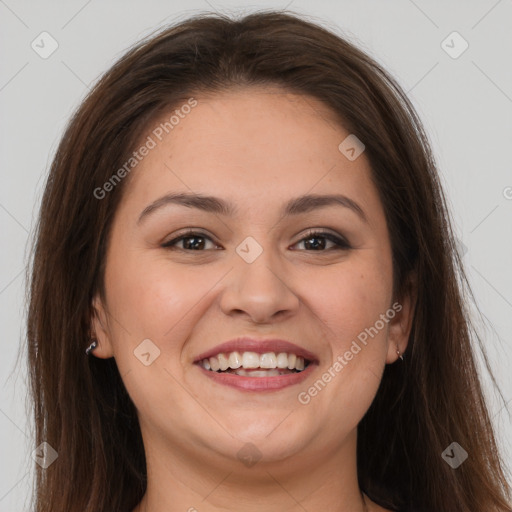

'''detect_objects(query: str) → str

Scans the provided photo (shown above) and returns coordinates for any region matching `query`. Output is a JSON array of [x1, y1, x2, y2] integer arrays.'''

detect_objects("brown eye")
[[293, 231, 350, 251], [162, 231, 219, 251]]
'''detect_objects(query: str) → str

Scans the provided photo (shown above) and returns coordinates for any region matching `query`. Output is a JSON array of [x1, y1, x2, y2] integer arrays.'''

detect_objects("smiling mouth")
[[197, 351, 311, 377]]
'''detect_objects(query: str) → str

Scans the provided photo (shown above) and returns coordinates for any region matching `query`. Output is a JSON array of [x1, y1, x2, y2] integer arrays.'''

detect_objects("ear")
[[386, 272, 417, 364], [89, 293, 115, 359]]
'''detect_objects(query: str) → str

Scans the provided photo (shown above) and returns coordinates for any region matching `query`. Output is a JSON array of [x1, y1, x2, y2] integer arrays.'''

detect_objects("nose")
[[219, 248, 300, 324]]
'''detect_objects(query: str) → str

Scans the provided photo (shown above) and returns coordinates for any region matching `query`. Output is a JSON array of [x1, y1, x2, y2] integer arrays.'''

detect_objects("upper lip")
[[193, 337, 319, 363]]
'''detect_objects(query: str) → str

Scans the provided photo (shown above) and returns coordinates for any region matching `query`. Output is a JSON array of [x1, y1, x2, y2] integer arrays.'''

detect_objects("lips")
[[197, 362, 317, 391], [193, 337, 319, 392]]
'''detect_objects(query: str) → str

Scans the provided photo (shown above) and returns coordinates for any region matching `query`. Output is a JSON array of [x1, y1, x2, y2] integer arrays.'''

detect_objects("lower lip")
[[196, 363, 317, 391]]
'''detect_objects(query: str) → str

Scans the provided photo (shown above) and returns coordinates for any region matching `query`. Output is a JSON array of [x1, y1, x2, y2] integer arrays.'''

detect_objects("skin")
[[91, 86, 416, 512]]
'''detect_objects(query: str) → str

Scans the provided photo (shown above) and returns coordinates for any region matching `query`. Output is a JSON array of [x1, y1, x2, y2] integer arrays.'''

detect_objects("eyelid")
[[161, 228, 220, 248], [298, 227, 348, 242], [161, 227, 351, 252], [292, 228, 351, 250]]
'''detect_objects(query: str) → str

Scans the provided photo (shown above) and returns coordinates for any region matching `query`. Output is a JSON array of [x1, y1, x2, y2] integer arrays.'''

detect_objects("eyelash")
[[161, 228, 351, 252]]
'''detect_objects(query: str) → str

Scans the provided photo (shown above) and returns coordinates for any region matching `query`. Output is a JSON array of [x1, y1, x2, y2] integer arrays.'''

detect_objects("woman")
[[26, 10, 511, 512]]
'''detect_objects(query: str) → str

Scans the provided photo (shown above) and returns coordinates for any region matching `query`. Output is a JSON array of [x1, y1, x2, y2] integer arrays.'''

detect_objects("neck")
[[133, 429, 371, 512]]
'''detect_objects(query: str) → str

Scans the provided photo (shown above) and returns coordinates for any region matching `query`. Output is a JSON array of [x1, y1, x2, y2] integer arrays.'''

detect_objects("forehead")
[[119, 87, 380, 221]]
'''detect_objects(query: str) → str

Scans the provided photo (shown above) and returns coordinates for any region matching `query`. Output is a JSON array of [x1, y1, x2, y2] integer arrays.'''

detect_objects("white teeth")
[[218, 353, 230, 371], [210, 356, 220, 371], [276, 352, 289, 368], [228, 351, 242, 369], [200, 350, 312, 373], [242, 351, 260, 369], [260, 352, 277, 369]]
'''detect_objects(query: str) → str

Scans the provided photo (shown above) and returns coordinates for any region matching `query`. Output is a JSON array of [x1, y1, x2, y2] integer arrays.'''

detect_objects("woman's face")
[[92, 87, 413, 473]]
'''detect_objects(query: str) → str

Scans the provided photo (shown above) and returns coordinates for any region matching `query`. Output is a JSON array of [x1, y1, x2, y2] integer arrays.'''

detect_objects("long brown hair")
[[26, 10, 511, 512]]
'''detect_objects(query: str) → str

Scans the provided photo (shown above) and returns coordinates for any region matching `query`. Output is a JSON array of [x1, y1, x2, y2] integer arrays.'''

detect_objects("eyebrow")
[[137, 192, 368, 224]]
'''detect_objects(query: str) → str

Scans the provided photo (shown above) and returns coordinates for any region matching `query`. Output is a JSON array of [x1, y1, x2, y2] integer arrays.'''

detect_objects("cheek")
[[102, 252, 210, 426], [302, 254, 392, 347], [306, 258, 392, 414], [298, 265, 391, 435], [107, 252, 206, 341], [104, 249, 220, 359]]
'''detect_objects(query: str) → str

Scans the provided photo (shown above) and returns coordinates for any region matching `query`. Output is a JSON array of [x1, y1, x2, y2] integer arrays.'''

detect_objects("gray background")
[[1, 0, 511, 510]]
